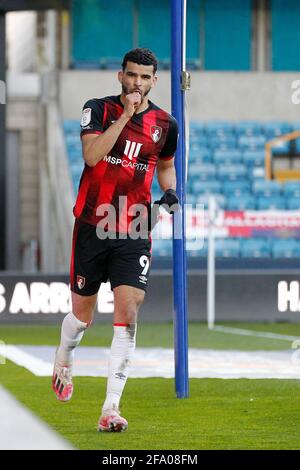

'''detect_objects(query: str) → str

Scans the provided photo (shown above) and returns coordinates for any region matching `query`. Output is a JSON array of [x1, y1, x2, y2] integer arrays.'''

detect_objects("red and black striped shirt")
[[73, 95, 178, 232]]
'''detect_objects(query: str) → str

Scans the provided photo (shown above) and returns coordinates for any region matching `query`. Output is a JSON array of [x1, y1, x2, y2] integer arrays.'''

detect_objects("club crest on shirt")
[[81, 108, 91, 127], [76, 275, 86, 290], [150, 125, 162, 143]]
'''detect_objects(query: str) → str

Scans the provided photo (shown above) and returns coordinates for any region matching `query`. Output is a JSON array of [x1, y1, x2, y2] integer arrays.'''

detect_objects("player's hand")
[[159, 189, 180, 214], [123, 92, 142, 118]]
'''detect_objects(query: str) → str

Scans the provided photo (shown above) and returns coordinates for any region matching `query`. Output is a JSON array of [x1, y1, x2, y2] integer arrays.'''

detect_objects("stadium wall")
[[1, 272, 300, 323], [59, 71, 300, 121]]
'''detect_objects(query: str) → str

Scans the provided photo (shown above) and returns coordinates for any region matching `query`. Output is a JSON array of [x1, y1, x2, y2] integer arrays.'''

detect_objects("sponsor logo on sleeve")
[[81, 108, 92, 127]]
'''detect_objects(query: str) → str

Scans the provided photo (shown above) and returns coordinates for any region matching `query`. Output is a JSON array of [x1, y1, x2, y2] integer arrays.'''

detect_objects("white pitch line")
[[0, 386, 74, 450], [213, 325, 300, 342], [2, 345, 300, 379]]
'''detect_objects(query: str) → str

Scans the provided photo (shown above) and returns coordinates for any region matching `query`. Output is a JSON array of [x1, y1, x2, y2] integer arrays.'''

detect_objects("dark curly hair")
[[122, 48, 158, 75]]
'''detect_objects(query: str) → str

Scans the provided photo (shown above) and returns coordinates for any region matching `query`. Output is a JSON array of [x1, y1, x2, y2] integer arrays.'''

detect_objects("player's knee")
[[73, 308, 94, 325], [116, 306, 138, 324]]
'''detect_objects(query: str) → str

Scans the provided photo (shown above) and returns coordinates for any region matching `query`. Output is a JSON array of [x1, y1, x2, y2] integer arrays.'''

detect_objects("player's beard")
[[121, 83, 151, 101]]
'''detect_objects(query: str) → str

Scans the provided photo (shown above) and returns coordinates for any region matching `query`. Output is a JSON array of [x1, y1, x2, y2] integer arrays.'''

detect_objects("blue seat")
[[283, 182, 300, 198], [286, 197, 300, 210], [295, 138, 300, 153], [196, 194, 226, 209], [272, 239, 300, 258], [271, 139, 290, 155], [208, 135, 236, 149], [235, 121, 262, 136], [222, 180, 251, 196], [292, 122, 300, 132], [187, 240, 208, 258], [257, 196, 286, 210], [189, 147, 212, 163], [264, 121, 292, 138], [213, 149, 242, 165], [241, 239, 271, 258], [151, 181, 161, 194], [193, 180, 222, 194], [63, 120, 80, 134], [190, 121, 206, 133], [152, 240, 172, 257], [186, 194, 197, 205], [190, 135, 208, 147], [238, 135, 266, 150], [215, 239, 240, 258], [252, 180, 282, 197], [217, 164, 247, 181], [205, 122, 233, 135], [227, 195, 256, 210], [65, 134, 81, 145], [188, 164, 216, 180], [248, 167, 266, 180], [242, 150, 265, 167]]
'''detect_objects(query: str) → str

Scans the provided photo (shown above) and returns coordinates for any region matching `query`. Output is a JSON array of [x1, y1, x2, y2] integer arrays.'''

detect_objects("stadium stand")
[[63, 119, 300, 259]]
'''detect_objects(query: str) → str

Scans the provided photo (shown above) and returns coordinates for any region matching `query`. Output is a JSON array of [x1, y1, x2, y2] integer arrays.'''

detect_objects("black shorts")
[[70, 219, 152, 296]]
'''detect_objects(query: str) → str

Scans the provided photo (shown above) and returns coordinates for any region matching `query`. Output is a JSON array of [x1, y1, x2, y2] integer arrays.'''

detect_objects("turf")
[[1, 321, 299, 350], [1, 360, 300, 450], [1, 322, 300, 450]]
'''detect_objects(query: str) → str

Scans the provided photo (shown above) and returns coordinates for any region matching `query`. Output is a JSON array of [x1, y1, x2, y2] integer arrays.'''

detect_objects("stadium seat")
[[241, 239, 271, 258], [187, 240, 208, 258], [208, 135, 236, 149], [292, 122, 300, 132], [252, 180, 282, 197], [227, 195, 256, 210], [215, 239, 240, 258], [152, 239, 172, 257], [222, 180, 251, 196], [242, 150, 265, 167], [190, 135, 208, 147], [234, 121, 262, 136], [283, 182, 300, 198], [286, 197, 300, 210], [190, 121, 206, 133], [63, 120, 80, 134], [238, 135, 266, 150], [192, 180, 222, 194], [217, 164, 247, 181], [248, 167, 265, 180], [257, 196, 286, 210], [189, 147, 212, 163], [295, 138, 300, 154], [272, 239, 300, 258], [271, 139, 290, 155], [264, 121, 292, 137], [196, 194, 226, 209], [213, 149, 242, 165], [205, 122, 233, 136], [186, 194, 197, 205], [188, 163, 216, 180]]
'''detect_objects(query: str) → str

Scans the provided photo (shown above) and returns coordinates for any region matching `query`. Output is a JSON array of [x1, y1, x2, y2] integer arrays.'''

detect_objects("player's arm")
[[155, 116, 179, 213], [81, 92, 141, 167], [156, 157, 176, 192]]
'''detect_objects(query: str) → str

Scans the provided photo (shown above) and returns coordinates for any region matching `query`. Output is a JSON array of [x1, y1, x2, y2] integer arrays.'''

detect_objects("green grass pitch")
[[1, 322, 300, 450]]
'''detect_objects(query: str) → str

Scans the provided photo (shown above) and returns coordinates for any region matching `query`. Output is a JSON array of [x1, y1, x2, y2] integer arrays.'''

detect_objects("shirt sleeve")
[[159, 115, 179, 160], [80, 99, 105, 137]]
